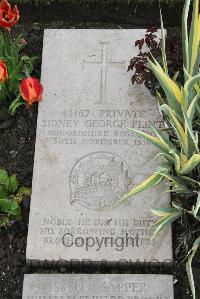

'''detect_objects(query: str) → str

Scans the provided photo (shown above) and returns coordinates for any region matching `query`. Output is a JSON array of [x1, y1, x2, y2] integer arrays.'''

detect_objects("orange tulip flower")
[[0, 0, 19, 30], [20, 77, 43, 105], [0, 60, 8, 83]]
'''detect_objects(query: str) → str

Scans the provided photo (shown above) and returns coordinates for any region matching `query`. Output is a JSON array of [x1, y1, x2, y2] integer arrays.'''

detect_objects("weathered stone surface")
[[22, 274, 174, 298], [26, 29, 172, 265]]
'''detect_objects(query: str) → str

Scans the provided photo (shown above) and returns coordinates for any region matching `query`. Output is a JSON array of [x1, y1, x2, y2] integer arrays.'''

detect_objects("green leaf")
[[0, 198, 21, 216], [179, 154, 200, 175], [0, 32, 5, 52], [184, 75, 200, 106], [160, 9, 168, 75], [8, 77, 20, 93], [193, 192, 200, 218], [9, 94, 25, 115], [188, 0, 200, 76], [186, 237, 200, 299], [9, 201, 21, 216], [0, 186, 8, 198], [127, 127, 171, 154], [155, 171, 189, 193], [173, 71, 180, 82], [182, 0, 190, 74], [169, 151, 181, 172], [148, 58, 182, 117], [150, 123, 176, 152], [21, 55, 31, 61], [187, 93, 200, 122], [0, 198, 11, 213], [183, 109, 199, 154], [155, 152, 175, 166], [151, 208, 182, 238], [0, 90, 7, 102], [181, 176, 200, 187], [151, 207, 181, 217], [17, 187, 31, 197], [0, 169, 9, 189], [12, 34, 23, 48], [161, 104, 188, 155], [112, 173, 164, 208], [0, 215, 10, 228], [9, 101, 25, 116], [8, 175, 19, 193], [14, 187, 31, 204]]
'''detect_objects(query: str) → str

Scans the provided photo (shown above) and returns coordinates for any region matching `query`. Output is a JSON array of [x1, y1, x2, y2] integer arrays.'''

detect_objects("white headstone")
[[22, 274, 174, 298], [27, 29, 172, 265]]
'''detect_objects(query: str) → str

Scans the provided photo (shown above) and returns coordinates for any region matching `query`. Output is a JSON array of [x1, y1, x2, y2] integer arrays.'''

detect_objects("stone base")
[[22, 274, 174, 298]]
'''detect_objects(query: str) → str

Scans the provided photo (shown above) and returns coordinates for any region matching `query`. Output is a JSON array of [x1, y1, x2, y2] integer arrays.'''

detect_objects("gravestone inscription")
[[26, 29, 172, 265], [22, 274, 174, 298]]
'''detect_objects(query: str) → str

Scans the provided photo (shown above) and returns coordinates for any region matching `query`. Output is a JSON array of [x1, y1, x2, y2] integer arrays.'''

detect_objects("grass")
[[14, 0, 183, 5]]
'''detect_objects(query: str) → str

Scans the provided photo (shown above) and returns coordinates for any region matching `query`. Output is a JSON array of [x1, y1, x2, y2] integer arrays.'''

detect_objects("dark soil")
[[19, 1, 184, 26], [0, 3, 200, 299]]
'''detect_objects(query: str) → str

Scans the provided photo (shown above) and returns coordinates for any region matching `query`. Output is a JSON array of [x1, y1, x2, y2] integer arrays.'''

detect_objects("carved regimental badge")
[[69, 152, 132, 210]]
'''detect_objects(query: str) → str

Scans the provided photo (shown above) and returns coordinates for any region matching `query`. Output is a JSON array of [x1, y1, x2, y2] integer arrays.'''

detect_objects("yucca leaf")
[[186, 237, 200, 299], [127, 127, 171, 153], [151, 207, 181, 217], [184, 75, 200, 96], [179, 154, 200, 175], [157, 151, 180, 171], [196, 103, 200, 118], [155, 171, 189, 192], [183, 110, 199, 154], [193, 192, 200, 218], [184, 75, 200, 105], [195, 82, 200, 94], [170, 151, 181, 172], [187, 93, 200, 122], [155, 152, 175, 165], [148, 58, 182, 115], [181, 176, 200, 187], [160, 9, 168, 75], [155, 172, 179, 184], [161, 104, 188, 155], [189, 0, 200, 76], [113, 173, 163, 207], [180, 151, 188, 164], [182, 0, 190, 73], [172, 201, 184, 211], [180, 86, 188, 111], [184, 66, 192, 83], [156, 90, 165, 106], [151, 210, 182, 238], [173, 71, 180, 82], [150, 123, 176, 151]]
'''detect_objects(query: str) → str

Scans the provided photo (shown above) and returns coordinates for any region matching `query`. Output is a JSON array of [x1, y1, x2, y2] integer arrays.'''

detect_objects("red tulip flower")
[[0, 60, 8, 83], [0, 0, 19, 30], [20, 77, 43, 105]]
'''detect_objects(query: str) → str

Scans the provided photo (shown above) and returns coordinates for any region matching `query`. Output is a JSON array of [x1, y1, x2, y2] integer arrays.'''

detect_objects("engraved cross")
[[83, 42, 126, 103]]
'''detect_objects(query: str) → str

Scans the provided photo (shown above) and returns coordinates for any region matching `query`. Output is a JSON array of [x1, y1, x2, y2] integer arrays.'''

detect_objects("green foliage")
[[120, 0, 200, 297], [151, 205, 182, 238], [0, 32, 37, 114], [0, 169, 31, 228], [186, 237, 200, 298]]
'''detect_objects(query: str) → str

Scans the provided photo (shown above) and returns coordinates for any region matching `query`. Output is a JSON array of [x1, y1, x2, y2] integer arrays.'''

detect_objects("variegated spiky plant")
[[117, 0, 200, 297]]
